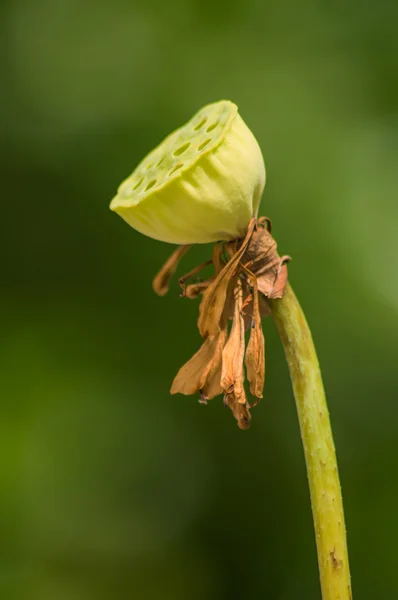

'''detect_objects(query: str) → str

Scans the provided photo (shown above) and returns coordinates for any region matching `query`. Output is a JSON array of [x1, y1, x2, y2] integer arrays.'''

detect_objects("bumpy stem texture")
[[270, 283, 352, 600]]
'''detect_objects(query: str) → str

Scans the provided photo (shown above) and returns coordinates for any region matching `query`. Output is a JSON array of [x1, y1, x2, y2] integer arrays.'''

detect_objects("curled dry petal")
[[183, 280, 213, 299], [257, 258, 290, 299], [242, 225, 280, 277], [153, 245, 191, 296], [270, 259, 290, 298], [245, 276, 265, 401], [212, 242, 226, 275], [242, 290, 271, 329], [179, 259, 213, 296], [240, 223, 291, 299], [258, 293, 271, 317], [171, 329, 227, 396], [221, 280, 246, 404], [224, 393, 251, 430], [198, 219, 256, 338], [201, 328, 228, 400]]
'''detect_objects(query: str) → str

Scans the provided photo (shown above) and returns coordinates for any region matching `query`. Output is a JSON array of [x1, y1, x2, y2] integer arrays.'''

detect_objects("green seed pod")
[[110, 100, 265, 244]]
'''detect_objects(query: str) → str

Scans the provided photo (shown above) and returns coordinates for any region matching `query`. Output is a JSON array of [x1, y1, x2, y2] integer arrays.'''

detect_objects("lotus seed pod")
[[110, 100, 266, 244]]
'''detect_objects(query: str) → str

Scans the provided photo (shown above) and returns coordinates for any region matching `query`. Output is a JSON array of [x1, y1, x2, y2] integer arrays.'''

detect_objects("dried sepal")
[[153, 245, 191, 296]]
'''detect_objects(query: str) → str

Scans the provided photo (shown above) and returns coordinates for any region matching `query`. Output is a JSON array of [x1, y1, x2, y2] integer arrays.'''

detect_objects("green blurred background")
[[1, 0, 398, 598]]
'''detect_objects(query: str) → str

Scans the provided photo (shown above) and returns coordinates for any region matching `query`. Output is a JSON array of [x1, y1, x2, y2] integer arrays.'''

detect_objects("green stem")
[[270, 283, 352, 600]]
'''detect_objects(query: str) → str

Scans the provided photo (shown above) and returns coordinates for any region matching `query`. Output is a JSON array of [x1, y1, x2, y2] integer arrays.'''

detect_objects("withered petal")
[[243, 290, 271, 321], [257, 259, 290, 299], [212, 242, 226, 275], [242, 226, 277, 275], [256, 215, 272, 232], [200, 329, 228, 399], [171, 336, 217, 396], [198, 219, 256, 338], [245, 278, 265, 400], [224, 393, 252, 430], [153, 245, 191, 296], [183, 280, 213, 299], [221, 279, 246, 403], [259, 293, 271, 317], [241, 280, 254, 330], [179, 259, 212, 296], [171, 327, 227, 397], [269, 258, 290, 299]]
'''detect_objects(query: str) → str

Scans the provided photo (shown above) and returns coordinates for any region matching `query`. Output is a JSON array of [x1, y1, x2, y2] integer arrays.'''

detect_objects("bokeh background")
[[1, 0, 398, 598]]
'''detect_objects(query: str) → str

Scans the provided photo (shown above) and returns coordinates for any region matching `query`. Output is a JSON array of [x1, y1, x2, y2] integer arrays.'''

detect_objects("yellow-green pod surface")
[[110, 100, 265, 244]]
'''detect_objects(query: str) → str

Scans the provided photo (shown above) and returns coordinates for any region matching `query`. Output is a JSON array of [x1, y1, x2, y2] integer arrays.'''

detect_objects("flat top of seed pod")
[[110, 100, 238, 209]]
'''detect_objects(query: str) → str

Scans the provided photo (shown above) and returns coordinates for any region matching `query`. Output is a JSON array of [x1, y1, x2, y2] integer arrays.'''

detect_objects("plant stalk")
[[270, 283, 352, 600]]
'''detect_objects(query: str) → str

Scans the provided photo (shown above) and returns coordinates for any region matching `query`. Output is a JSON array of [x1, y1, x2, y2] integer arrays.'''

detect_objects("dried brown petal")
[[240, 281, 255, 331], [153, 245, 191, 296], [258, 293, 271, 317], [243, 291, 271, 324], [198, 219, 256, 338], [201, 328, 228, 400], [221, 280, 246, 403], [257, 257, 290, 299], [242, 224, 279, 276], [245, 278, 265, 401], [179, 259, 212, 296], [170, 337, 214, 396], [183, 280, 213, 299], [171, 332, 219, 396], [239, 223, 291, 299], [257, 216, 272, 232], [170, 328, 227, 397], [224, 393, 251, 430], [269, 259, 290, 299], [212, 242, 226, 274]]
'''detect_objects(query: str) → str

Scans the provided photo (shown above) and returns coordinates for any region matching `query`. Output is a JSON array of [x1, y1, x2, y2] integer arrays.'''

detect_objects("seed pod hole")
[[194, 118, 207, 131], [169, 164, 183, 176], [156, 156, 165, 167], [145, 179, 157, 191], [206, 122, 218, 133], [146, 163, 153, 170], [133, 178, 144, 190], [198, 139, 211, 152], [174, 142, 191, 156]]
